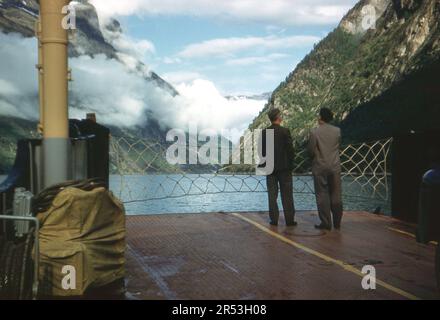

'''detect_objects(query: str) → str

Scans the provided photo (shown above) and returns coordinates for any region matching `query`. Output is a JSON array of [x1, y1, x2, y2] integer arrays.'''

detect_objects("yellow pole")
[[40, 0, 70, 139], [35, 20, 44, 134], [39, 0, 71, 187]]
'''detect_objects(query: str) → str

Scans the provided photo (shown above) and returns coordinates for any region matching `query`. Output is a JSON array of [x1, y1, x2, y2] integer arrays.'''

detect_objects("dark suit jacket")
[[260, 124, 295, 173]]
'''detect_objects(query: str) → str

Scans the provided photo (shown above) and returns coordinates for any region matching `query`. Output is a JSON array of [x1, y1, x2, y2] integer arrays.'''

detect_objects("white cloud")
[[115, 37, 155, 59], [89, 0, 355, 26], [164, 79, 267, 142], [68, 54, 153, 127], [0, 33, 39, 120], [0, 33, 265, 141], [100, 22, 155, 61], [162, 71, 205, 86], [225, 53, 290, 66], [0, 79, 20, 96], [177, 35, 320, 59], [265, 25, 287, 34]]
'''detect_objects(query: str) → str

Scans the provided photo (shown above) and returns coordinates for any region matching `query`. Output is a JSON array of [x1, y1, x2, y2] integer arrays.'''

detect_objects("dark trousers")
[[266, 171, 295, 224], [313, 169, 343, 228]]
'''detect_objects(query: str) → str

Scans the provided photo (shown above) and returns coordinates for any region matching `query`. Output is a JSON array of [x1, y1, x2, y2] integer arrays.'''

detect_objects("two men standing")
[[262, 107, 343, 230]]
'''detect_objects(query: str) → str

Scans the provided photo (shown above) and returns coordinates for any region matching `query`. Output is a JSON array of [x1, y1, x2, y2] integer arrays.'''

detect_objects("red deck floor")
[[125, 211, 439, 300]]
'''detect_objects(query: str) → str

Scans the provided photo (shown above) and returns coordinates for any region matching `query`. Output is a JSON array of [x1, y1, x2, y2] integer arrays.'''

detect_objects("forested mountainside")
[[250, 0, 440, 145]]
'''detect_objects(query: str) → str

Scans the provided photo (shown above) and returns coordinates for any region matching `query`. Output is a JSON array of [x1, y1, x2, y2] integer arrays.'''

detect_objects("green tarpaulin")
[[37, 187, 125, 297]]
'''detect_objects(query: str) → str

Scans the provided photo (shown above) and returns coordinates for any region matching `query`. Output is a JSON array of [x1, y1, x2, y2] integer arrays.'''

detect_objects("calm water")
[[109, 174, 391, 215], [0, 174, 391, 215]]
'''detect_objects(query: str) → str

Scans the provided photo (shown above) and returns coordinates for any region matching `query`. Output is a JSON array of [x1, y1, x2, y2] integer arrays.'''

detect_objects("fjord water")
[[0, 175, 390, 215], [109, 174, 391, 215]]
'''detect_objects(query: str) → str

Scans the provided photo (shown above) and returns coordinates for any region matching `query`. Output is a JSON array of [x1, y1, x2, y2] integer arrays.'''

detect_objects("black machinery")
[[0, 119, 112, 299]]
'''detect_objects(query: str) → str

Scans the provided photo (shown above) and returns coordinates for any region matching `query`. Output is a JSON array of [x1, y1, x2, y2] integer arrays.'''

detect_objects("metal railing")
[[109, 136, 393, 205]]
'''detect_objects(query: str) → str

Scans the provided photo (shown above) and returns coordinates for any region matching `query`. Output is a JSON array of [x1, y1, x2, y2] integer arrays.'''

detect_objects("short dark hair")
[[319, 108, 334, 123], [268, 108, 281, 123]]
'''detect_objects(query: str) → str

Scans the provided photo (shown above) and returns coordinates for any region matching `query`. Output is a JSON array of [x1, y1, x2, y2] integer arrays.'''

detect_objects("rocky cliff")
[[250, 0, 440, 144], [0, 0, 176, 92], [0, 0, 180, 173]]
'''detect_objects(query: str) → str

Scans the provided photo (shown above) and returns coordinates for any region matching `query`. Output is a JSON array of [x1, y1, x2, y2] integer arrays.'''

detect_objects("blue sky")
[[90, 0, 358, 95], [0, 1, 361, 140], [118, 16, 330, 94]]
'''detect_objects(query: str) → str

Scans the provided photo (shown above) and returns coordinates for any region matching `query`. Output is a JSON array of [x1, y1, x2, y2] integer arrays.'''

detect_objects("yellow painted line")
[[231, 212, 421, 301], [388, 227, 438, 246]]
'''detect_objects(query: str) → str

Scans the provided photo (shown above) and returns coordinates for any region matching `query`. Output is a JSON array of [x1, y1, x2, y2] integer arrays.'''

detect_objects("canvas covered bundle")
[[36, 187, 126, 297]]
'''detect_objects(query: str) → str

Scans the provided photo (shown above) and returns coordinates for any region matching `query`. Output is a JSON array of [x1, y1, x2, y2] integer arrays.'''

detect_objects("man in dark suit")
[[260, 108, 297, 227]]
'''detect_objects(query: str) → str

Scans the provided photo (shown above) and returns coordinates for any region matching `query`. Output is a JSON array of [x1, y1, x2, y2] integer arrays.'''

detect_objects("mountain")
[[0, 116, 37, 174], [0, 0, 176, 92], [0, 0, 183, 174], [249, 0, 440, 145]]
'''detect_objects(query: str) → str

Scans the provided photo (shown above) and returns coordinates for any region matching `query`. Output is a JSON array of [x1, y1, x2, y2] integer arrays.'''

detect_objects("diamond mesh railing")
[[109, 136, 393, 208], [340, 139, 392, 201]]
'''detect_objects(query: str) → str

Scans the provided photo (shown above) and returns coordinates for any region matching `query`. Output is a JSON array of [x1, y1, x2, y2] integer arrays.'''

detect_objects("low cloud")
[[0, 33, 39, 120], [101, 22, 156, 60], [170, 79, 266, 142], [68, 54, 154, 127], [162, 71, 205, 86], [0, 32, 265, 142]]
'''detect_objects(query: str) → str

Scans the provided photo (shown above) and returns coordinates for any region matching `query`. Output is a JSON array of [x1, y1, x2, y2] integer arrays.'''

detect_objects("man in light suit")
[[308, 108, 343, 231]]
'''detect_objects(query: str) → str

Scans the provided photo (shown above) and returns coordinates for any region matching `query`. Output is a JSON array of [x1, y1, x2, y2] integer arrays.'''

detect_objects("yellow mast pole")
[[39, 0, 71, 187], [35, 20, 44, 134]]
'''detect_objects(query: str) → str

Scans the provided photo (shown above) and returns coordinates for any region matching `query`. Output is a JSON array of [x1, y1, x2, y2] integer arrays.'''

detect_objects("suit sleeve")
[[285, 128, 295, 170], [308, 130, 317, 159]]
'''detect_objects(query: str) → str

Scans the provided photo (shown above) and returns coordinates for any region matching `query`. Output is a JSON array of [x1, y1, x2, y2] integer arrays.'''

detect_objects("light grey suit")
[[308, 123, 343, 229]]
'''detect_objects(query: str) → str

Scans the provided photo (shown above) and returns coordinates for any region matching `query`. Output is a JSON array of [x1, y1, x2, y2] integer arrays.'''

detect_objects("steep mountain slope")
[[0, 0, 233, 175], [0, 0, 176, 92], [250, 0, 440, 144], [0, 0, 179, 173], [0, 116, 36, 174]]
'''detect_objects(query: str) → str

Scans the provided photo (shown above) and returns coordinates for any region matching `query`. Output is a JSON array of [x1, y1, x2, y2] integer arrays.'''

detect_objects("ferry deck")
[[124, 211, 439, 300]]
